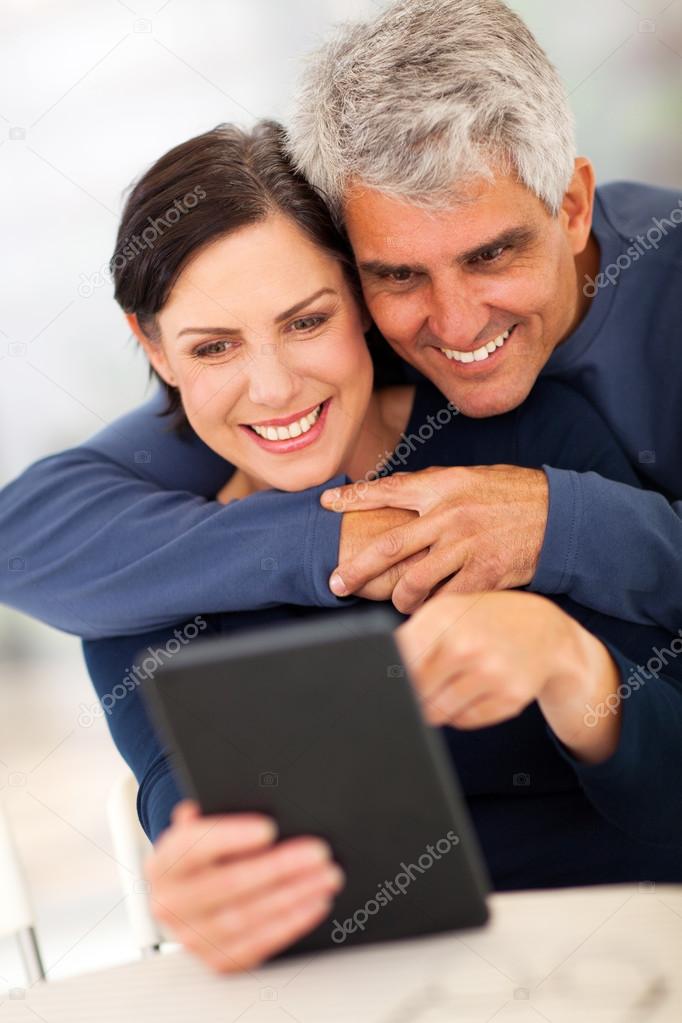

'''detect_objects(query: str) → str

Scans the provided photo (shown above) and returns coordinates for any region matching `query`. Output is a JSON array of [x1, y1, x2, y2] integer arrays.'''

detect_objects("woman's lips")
[[239, 398, 332, 454]]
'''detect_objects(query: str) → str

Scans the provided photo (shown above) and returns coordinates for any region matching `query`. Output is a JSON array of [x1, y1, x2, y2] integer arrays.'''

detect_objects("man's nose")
[[426, 280, 489, 350], [246, 344, 301, 409]]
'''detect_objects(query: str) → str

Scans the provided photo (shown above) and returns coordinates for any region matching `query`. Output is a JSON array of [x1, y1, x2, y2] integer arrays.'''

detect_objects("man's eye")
[[194, 340, 235, 358], [387, 269, 415, 283], [289, 315, 326, 332], [471, 246, 507, 265]]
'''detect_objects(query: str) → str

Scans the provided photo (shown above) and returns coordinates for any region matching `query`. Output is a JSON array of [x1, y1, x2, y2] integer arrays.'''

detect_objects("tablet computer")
[[141, 606, 490, 955]]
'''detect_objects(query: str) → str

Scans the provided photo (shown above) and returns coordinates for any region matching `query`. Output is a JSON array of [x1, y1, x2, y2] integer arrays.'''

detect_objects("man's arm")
[[0, 393, 347, 638], [529, 470, 682, 631]]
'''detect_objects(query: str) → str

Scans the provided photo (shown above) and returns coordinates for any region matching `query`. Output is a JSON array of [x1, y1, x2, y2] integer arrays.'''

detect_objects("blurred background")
[[0, 0, 680, 986]]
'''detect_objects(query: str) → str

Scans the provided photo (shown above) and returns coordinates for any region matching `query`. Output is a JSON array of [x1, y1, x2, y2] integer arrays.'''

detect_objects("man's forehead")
[[342, 174, 539, 257]]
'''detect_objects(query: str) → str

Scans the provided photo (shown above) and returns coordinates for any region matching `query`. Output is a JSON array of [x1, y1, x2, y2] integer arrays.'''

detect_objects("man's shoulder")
[[596, 180, 682, 242]]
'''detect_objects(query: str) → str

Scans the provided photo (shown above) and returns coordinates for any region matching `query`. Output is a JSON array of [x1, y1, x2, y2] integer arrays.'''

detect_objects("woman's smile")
[[239, 397, 332, 454]]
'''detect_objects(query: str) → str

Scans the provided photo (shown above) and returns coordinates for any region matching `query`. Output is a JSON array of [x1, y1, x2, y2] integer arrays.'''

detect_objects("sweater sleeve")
[[547, 640, 682, 848], [514, 380, 681, 630], [0, 393, 348, 638], [531, 470, 682, 631]]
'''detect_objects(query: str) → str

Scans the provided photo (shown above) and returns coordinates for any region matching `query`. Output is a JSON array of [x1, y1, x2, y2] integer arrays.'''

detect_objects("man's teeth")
[[251, 403, 323, 441], [439, 328, 512, 363]]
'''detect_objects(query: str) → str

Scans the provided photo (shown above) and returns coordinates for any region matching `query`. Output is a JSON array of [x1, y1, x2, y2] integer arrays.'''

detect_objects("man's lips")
[[431, 324, 518, 366]]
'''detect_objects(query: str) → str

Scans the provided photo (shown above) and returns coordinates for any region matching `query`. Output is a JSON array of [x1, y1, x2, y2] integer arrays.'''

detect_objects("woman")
[[76, 121, 682, 973]]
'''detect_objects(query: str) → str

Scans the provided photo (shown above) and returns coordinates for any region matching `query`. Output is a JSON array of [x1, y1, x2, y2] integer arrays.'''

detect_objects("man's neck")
[[567, 230, 601, 337]]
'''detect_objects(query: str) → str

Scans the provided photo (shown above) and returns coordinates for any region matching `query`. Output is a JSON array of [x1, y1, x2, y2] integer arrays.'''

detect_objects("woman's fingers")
[[200, 894, 336, 974], [170, 799, 200, 826], [149, 813, 278, 882], [156, 836, 335, 920]]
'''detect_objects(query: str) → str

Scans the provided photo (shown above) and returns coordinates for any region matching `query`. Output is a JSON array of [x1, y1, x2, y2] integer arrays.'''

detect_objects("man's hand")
[[145, 802, 344, 973], [395, 591, 621, 763], [324, 466, 549, 612]]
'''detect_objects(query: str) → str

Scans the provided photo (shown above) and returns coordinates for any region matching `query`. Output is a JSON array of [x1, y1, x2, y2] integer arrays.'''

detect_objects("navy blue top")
[[82, 379, 682, 890], [1, 184, 681, 636]]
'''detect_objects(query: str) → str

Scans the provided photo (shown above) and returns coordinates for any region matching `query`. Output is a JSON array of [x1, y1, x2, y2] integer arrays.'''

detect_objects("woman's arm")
[[82, 617, 345, 974], [397, 590, 682, 848]]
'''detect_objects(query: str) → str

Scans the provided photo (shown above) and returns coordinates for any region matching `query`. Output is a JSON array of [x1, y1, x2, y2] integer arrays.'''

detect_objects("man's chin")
[[429, 373, 537, 419]]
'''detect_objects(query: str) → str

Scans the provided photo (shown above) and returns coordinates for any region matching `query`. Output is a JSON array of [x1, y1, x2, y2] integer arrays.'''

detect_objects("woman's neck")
[[340, 386, 414, 483], [230, 385, 415, 499]]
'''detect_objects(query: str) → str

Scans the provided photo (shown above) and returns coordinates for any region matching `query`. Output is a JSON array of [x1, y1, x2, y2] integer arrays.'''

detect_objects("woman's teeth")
[[250, 403, 323, 441], [439, 327, 512, 363]]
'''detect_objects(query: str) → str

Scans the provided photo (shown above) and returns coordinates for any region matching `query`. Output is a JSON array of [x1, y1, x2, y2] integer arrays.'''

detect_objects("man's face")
[[344, 172, 590, 417]]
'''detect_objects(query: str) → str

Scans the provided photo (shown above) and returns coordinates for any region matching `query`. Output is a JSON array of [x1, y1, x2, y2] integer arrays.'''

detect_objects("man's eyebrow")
[[458, 226, 536, 263], [176, 288, 337, 339], [358, 227, 537, 277]]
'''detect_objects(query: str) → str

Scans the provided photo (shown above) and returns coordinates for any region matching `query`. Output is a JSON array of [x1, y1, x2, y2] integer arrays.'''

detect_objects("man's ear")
[[561, 157, 596, 256], [125, 313, 177, 386]]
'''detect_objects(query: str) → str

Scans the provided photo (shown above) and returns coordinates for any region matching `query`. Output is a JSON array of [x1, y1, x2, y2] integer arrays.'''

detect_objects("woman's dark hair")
[[112, 120, 404, 432]]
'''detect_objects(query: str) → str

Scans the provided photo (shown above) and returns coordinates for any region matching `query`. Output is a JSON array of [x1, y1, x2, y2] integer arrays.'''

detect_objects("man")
[[1, 2, 679, 639]]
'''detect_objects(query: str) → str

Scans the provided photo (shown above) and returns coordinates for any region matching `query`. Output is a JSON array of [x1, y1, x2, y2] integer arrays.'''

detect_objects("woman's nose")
[[246, 346, 300, 409]]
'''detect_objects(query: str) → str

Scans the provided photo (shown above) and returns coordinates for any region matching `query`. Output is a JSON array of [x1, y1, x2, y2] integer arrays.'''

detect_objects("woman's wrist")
[[537, 609, 622, 765]]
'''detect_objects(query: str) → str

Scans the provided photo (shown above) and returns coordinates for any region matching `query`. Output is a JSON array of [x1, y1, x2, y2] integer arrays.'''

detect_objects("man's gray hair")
[[287, 0, 576, 222]]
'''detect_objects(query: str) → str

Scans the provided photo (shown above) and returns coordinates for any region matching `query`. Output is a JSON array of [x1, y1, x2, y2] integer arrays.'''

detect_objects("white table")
[[1, 884, 681, 1022]]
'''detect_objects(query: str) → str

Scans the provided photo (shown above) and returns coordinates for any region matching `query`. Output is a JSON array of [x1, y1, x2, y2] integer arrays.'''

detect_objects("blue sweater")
[[82, 379, 682, 890], [0, 183, 680, 635]]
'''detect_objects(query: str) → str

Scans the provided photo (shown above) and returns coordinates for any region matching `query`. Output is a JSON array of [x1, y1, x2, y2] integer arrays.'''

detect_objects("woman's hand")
[[145, 801, 344, 972], [396, 591, 622, 764]]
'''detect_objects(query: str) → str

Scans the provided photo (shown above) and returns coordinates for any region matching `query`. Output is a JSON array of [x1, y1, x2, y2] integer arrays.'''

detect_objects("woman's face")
[[138, 214, 374, 492]]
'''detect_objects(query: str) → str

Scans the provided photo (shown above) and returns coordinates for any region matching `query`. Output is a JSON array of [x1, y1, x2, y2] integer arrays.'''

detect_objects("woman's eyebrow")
[[177, 325, 241, 339], [274, 287, 337, 323], [176, 288, 337, 339]]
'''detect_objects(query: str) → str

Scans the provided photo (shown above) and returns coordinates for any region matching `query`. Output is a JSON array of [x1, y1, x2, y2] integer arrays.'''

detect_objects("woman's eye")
[[289, 315, 326, 332], [194, 339, 235, 358]]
